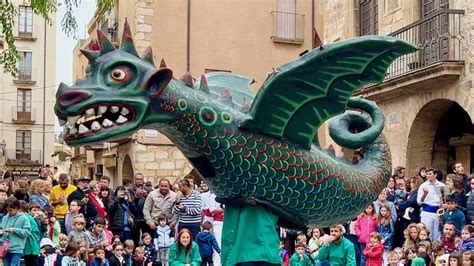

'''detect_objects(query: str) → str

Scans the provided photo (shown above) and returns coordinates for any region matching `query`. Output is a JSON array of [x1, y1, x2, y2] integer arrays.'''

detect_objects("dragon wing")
[[240, 36, 416, 149]]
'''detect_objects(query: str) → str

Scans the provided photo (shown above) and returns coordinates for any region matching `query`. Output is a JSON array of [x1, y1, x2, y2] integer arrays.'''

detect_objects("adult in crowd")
[[173, 178, 202, 239], [128, 173, 148, 245], [393, 166, 406, 180], [68, 176, 99, 230], [39, 167, 58, 186], [394, 176, 422, 247], [386, 177, 396, 202], [373, 188, 397, 222], [417, 167, 445, 240], [0, 197, 31, 266], [418, 167, 427, 181], [445, 173, 467, 213], [108, 186, 136, 241], [451, 161, 470, 194], [315, 224, 356, 265], [143, 178, 176, 236], [49, 173, 76, 233], [89, 180, 107, 219], [99, 175, 114, 196], [442, 222, 457, 253], [29, 179, 50, 210], [467, 175, 474, 224], [200, 181, 224, 265], [99, 185, 112, 214]]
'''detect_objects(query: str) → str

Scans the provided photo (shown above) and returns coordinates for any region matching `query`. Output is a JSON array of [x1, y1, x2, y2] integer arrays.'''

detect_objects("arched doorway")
[[122, 155, 134, 180], [406, 99, 473, 176]]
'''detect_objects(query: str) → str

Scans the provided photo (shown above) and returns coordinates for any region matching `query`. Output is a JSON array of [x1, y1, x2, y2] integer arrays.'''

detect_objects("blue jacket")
[[443, 209, 466, 234], [195, 231, 220, 257], [90, 257, 110, 266], [457, 238, 474, 252], [466, 192, 474, 223]]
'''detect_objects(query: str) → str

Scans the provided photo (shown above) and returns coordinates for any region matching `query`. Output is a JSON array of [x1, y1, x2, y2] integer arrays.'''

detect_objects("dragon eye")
[[110, 68, 129, 82]]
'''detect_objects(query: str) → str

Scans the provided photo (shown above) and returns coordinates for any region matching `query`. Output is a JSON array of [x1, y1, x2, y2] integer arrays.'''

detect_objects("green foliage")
[[0, 0, 115, 76]]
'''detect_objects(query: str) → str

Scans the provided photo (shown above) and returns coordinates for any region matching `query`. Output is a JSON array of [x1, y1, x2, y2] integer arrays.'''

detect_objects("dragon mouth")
[[61, 103, 137, 141]]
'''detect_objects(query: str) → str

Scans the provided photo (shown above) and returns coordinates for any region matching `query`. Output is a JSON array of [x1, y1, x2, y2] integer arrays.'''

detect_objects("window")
[[360, 0, 378, 36], [17, 89, 31, 112], [18, 51, 32, 80], [420, 0, 449, 65], [16, 130, 31, 156], [18, 5, 33, 35]]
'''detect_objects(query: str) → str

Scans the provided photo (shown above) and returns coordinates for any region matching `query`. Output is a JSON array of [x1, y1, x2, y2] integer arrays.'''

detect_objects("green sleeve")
[[54, 221, 61, 235], [191, 243, 202, 266], [289, 253, 299, 266], [345, 241, 357, 266], [315, 244, 330, 261], [12, 216, 31, 238], [169, 243, 180, 266]]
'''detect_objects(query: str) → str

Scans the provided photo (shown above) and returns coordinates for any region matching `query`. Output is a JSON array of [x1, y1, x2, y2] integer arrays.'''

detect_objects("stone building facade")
[[70, 0, 322, 186], [320, 0, 474, 176]]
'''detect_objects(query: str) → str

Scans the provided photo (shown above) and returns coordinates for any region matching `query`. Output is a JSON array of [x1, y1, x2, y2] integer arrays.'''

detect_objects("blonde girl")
[[377, 204, 394, 265], [403, 223, 421, 248]]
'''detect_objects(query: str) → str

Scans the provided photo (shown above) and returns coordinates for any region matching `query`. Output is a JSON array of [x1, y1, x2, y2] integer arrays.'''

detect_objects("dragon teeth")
[[67, 115, 80, 125], [91, 121, 101, 131], [102, 119, 113, 127], [110, 106, 120, 113], [120, 107, 129, 116], [78, 124, 90, 134], [116, 115, 128, 124], [98, 106, 108, 115], [58, 118, 66, 126], [76, 116, 86, 124], [85, 108, 95, 118]]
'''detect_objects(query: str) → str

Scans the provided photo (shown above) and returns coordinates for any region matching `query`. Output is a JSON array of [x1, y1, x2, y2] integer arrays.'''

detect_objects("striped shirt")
[[173, 190, 202, 224]]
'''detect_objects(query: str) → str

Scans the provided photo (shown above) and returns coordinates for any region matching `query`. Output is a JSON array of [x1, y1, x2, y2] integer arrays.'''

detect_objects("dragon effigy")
[[56, 21, 416, 265]]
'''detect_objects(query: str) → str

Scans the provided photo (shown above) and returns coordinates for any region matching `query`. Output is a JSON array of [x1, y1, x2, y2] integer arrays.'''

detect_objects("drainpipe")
[[186, 0, 191, 71], [42, 17, 47, 165], [312, 0, 315, 49]]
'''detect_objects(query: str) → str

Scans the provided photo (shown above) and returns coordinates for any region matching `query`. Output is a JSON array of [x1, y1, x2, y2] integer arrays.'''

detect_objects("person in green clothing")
[[289, 243, 312, 266], [0, 197, 31, 266], [19, 200, 41, 266], [169, 228, 201, 266], [315, 224, 356, 266]]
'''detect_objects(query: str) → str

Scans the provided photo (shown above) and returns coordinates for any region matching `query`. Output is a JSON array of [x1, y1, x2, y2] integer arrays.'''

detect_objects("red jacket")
[[355, 215, 378, 244], [363, 243, 384, 266]]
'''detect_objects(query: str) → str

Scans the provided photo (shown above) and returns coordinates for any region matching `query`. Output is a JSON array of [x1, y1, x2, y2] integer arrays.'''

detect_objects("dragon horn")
[[142, 46, 155, 66], [97, 29, 116, 54], [80, 49, 100, 64], [120, 19, 139, 57], [159, 58, 167, 68], [199, 75, 210, 94]]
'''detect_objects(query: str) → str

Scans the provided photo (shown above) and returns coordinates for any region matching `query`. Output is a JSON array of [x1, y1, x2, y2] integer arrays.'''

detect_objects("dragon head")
[[55, 21, 174, 146]]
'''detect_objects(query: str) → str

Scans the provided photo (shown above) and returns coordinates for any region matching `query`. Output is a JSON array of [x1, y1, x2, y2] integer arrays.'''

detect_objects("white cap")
[[40, 238, 55, 248]]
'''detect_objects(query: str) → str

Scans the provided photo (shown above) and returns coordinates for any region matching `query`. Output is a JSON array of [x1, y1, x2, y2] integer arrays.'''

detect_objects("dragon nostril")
[[59, 91, 91, 108]]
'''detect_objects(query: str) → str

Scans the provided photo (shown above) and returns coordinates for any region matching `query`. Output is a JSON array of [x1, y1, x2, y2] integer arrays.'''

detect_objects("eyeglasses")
[[115, 249, 123, 251]]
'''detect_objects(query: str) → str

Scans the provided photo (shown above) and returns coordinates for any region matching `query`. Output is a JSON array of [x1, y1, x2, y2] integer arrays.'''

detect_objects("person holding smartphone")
[[108, 186, 136, 242]]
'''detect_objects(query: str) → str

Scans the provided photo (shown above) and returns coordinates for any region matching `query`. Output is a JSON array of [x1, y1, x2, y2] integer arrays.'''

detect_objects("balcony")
[[271, 11, 304, 44], [357, 9, 465, 101], [5, 149, 42, 166], [12, 107, 36, 124], [100, 18, 119, 44], [15, 24, 38, 41], [13, 67, 36, 85]]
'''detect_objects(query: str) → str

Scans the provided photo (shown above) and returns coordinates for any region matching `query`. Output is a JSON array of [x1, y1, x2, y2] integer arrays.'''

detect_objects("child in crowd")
[[140, 233, 156, 263], [363, 232, 384, 266], [68, 216, 88, 245], [20, 200, 42, 266], [155, 215, 173, 266], [462, 251, 472, 266], [109, 243, 126, 266], [394, 179, 408, 205], [65, 200, 83, 234], [289, 242, 311, 266], [132, 246, 149, 266], [449, 251, 462, 266], [417, 241, 432, 264], [355, 203, 378, 266], [432, 240, 445, 265], [419, 228, 431, 243], [457, 225, 474, 252], [76, 239, 89, 264], [394, 247, 406, 265], [195, 221, 221, 266], [387, 251, 399, 266], [377, 205, 394, 265], [90, 247, 110, 266], [58, 233, 69, 254], [104, 219, 113, 245], [62, 242, 82, 266], [123, 239, 135, 266], [30, 203, 47, 234], [43, 205, 61, 246], [279, 240, 290, 266], [443, 195, 466, 234], [405, 246, 425, 266], [38, 238, 58, 266]]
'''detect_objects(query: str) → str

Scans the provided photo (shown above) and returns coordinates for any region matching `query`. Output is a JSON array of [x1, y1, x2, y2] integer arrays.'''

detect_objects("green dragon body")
[[55, 22, 415, 231]]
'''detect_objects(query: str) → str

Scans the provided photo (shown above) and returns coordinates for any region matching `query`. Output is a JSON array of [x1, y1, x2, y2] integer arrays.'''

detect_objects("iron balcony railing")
[[271, 11, 305, 44], [4, 149, 42, 165], [100, 18, 120, 43], [385, 9, 464, 80], [16, 67, 35, 81]]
